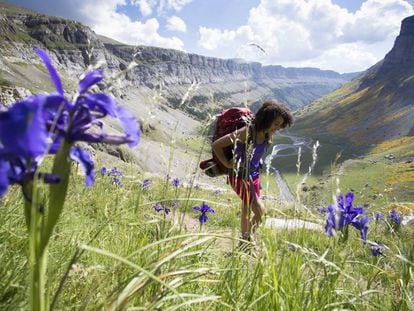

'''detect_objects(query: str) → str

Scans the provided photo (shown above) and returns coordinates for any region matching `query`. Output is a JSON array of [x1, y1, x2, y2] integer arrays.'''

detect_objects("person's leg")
[[251, 199, 265, 233], [228, 175, 252, 239], [240, 202, 250, 239], [250, 176, 265, 233]]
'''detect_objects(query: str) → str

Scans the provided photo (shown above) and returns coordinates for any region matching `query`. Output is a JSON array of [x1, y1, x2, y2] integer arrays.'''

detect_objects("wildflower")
[[35, 48, 140, 148], [194, 184, 200, 190], [375, 213, 383, 220], [172, 178, 180, 188], [109, 167, 123, 177], [213, 189, 221, 195], [152, 203, 163, 212], [152, 202, 169, 214], [141, 179, 151, 190], [337, 192, 364, 230], [36, 48, 138, 186], [321, 192, 368, 243], [112, 177, 122, 186], [193, 201, 215, 224], [0, 48, 141, 197], [323, 204, 336, 237], [100, 167, 107, 176], [368, 241, 388, 257], [371, 247, 383, 256], [390, 209, 401, 225]]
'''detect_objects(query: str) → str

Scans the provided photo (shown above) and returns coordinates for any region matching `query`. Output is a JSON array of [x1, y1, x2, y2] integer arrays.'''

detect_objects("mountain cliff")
[[0, 1, 357, 119], [295, 15, 414, 151]]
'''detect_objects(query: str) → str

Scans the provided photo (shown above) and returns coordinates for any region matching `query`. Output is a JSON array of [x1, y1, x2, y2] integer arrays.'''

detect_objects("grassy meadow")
[[1, 136, 413, 310]]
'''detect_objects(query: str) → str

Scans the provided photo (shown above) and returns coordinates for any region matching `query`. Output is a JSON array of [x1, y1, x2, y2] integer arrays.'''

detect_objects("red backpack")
[[200, 107, 254, 177]]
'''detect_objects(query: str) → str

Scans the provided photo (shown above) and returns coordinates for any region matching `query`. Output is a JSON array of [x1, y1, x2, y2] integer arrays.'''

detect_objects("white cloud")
[[131, 0, 193, 16], [342, 0, 413, 43], [198, 0, 414, 72], [166, 15, 187, 32], [134, 0, 153, 16], [72, 0, 185, 50], [163, 0, 193, 12], [293, 43, 379, 73]]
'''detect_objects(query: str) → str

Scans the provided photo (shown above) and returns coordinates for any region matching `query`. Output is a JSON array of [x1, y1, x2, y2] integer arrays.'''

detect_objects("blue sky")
[[7, 0, 414, 73]]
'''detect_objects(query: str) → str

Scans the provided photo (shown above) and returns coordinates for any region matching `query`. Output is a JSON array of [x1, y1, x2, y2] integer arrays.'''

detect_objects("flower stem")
[[29, 190, 47, 311]]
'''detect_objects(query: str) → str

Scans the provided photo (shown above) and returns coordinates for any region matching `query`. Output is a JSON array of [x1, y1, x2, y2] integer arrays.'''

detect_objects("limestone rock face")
[[295, 14, 414, 151], [382, 15, 414, 70], [0, 6, 358, 116]]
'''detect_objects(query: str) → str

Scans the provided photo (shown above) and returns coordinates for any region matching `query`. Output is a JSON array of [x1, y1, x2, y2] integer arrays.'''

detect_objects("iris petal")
[[82, 94, 140, 147], [199, 213, 208, 224], [79, 70, 104, 94], [70, 147, 94, 186], [0, 96, 48, 158], [115, 106, 140, 147], [35, 48, 64, 95], [0, 160, 10, 197], [83, 93, 117, 117], [345, 192, 354, 208]]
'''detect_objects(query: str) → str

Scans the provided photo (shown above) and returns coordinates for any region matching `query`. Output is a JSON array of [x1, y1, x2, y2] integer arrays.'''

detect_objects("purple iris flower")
[[193, 201, 215, 224], [390, 209, 401, 225], [337, 192, 364, 230], [100, 167, 107, 176], [371, 247, 382, 256], [35, 48, 140, 149], [141, 179, 151, 190], [152, 202, 170, 214], [0, 48, 140, 198], [112, 177, 122, 186], [152, 203, 163, 212], [109, 167, 123, 177], [321, 192, 368, 243], [375, 213, 383, 220], [172, 178, 180, 188], [324, 204, 336, 237], [368, 241, 387, 257]]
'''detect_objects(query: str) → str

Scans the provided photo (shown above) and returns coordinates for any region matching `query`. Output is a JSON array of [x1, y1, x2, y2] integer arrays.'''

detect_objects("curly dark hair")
[[254, 100, 294, 132]]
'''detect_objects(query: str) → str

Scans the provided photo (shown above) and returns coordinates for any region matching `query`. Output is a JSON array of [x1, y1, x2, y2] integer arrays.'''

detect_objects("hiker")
[[212, 100, 294, 246]]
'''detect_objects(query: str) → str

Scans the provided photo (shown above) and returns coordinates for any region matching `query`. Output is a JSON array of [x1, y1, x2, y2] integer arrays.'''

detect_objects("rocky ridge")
[[0, 3, 358, 116]]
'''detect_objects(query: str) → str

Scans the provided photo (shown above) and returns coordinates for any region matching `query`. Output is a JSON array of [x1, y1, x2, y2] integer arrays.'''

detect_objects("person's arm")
[[212, 126, 248, 169]]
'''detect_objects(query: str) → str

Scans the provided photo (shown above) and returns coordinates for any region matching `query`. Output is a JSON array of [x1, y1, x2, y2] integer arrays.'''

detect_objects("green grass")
[[1, 148, 413, 310]]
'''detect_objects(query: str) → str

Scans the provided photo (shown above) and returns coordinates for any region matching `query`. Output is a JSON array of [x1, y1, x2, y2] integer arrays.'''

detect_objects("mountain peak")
[[400, 15, 414, 36], [382, 15, 414, 70]]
